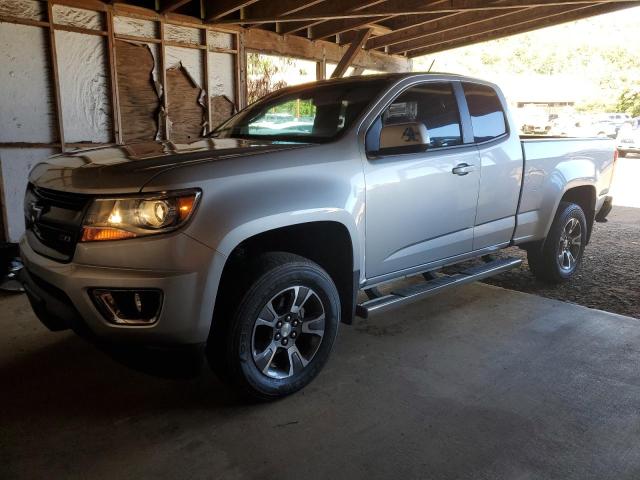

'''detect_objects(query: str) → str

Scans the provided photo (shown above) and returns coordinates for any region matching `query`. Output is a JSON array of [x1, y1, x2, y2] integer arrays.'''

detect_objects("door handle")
[[452, 163, 475, 176]]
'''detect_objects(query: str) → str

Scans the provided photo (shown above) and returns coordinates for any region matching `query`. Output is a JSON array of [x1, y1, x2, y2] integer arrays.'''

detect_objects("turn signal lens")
[[81, 227, 137, 242], [80, 189, 200, 242], [177, 195, 196, 221]]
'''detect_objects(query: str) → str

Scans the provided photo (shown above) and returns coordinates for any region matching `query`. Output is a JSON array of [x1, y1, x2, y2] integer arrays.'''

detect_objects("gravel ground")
[[484, 205, 640, 319]]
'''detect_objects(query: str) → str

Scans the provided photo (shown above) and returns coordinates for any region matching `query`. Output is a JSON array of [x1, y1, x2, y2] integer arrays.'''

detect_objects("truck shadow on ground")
[[0, 334, 241, 421]]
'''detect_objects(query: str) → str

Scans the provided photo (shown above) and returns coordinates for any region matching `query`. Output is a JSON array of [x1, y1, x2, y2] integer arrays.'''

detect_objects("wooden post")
[[46, 1, 66, 152], [159, 19, 169, 140], [330, 28, 372, 79], [106, 10, 123, 144], [203, 28, 212, 134], [237, 29, 247, 109]]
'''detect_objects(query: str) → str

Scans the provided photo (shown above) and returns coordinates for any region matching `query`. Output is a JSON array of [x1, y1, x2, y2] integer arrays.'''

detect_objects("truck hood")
[[29, 138, 310, 194]]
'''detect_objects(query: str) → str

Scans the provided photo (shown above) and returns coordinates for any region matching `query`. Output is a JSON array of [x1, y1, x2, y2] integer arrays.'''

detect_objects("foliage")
[[247, 53, 294, 104], [617, 89, 640, 117]]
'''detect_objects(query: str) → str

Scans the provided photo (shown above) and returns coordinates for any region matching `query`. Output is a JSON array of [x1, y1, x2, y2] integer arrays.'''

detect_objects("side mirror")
[[375, 122, 430, 156]]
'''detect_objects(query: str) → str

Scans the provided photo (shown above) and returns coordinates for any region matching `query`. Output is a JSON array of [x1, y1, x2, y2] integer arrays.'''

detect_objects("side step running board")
[[356, 257, 522, 319]]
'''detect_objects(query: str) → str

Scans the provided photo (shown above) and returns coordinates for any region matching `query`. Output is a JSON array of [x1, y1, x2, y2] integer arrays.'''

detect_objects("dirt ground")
[[484, 155, 640, 319]]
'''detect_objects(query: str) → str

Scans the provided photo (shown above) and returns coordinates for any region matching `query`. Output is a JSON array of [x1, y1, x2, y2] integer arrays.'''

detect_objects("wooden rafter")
[[331, 27, 372, 77], [160, 0, 193, 14], [310, 0, 446, 41], [210, 0, 639, 24], [205, 0, 261, 22], [406, 1, 640, 56], [386, 5, 537, 54], [269, 0, 386, 35], [367, 0, 513, 49]]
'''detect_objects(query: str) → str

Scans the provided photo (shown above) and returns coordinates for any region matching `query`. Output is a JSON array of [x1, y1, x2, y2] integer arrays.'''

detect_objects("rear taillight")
[[614, 149, 619, 163]]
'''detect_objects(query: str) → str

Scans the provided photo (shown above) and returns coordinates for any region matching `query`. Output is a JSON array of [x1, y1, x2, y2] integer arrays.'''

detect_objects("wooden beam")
[[160, 0, 193, 14], [205, 0, 261, 22], [331, 28, 372, 78], [210, 0, 640, 24], [46, 1, 66, 152], [106, 10, 123, 144], [407, 1, 640, 56], [243, 27, 411, 72]]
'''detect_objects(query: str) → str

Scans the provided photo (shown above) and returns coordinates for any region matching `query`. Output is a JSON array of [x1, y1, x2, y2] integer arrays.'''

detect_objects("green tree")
[[617, 89, 640, 117]]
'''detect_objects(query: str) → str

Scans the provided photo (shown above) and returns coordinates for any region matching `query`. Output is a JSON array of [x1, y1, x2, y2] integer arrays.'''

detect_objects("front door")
[[363, 81, 480, 279]]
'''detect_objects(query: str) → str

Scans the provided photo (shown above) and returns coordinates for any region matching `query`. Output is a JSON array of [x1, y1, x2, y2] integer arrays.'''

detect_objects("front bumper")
[[19, 233, 226, 345]]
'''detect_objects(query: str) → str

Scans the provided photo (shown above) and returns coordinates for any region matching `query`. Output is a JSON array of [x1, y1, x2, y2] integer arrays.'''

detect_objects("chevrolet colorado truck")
[[19, 73, 616, 399]]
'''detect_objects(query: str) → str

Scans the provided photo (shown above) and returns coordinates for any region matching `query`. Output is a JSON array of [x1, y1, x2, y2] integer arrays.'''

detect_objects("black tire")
[[527, 201, 587, 284], [207, 252, 340, 400]]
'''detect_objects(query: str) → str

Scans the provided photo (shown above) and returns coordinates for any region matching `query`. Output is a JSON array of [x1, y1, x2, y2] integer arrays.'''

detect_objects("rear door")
[[363, 81, 481, 279], [462, 82, 524, 250]]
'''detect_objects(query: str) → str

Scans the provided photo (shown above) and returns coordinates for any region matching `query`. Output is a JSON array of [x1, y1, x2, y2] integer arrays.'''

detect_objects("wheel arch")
[[212, 218, 360, 334]]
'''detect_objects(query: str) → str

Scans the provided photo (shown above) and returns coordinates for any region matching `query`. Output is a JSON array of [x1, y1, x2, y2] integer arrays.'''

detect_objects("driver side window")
[[367, 82, 463, 152]]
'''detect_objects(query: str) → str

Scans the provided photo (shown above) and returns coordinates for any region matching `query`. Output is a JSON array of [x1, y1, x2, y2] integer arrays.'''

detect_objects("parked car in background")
[[617, 118, 640, 157], [550, 115, 616, 138], [19, 73, 617, 399], [518, 105, 552, 134]]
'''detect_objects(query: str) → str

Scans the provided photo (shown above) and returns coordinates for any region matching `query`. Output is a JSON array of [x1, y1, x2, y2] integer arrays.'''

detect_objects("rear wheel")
[[527, 202, 587, 284], [208, 252, 340, 400]]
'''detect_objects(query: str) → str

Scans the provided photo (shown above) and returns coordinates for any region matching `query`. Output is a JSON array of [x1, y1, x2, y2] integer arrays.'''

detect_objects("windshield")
[[209, 79, 390, 143]]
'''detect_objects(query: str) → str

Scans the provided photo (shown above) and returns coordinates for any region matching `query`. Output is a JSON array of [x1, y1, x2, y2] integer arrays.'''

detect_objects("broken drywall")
[[165, 46, 206, 139], [208, 52, 236, 128], [210, 95, 235, 130], [167, 65, 205, 143], [113, 15, 158, 39], [207, 30, 234, 50], [165, 23, 201, 46], [52, 4, 103, 30], [55, 30, 112, 143], [116, 40, 160, 143], [0, 22, 56, 143], [0, 0, 45, 21], [0, 148, 55, 242], [165, 45, 203, 88]]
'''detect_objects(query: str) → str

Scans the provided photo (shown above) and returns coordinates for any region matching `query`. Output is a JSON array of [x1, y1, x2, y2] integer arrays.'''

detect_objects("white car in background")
[[617, 118, 640, 157]]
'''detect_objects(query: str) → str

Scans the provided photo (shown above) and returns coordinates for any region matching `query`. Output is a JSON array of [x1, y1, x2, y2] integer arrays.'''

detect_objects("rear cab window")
[[462, 83, 508, 143]]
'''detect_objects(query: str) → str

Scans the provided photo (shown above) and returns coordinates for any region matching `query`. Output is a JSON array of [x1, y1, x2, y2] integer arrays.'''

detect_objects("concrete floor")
[[2, 283, 640, 480]]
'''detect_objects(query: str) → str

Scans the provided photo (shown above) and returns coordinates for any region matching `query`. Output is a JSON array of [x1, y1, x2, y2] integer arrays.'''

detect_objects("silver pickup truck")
[[19, 73, 616, 399]]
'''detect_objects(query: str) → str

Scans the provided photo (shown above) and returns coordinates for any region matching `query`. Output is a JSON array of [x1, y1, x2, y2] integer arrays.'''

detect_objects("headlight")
[[81, 189, 200, 242]]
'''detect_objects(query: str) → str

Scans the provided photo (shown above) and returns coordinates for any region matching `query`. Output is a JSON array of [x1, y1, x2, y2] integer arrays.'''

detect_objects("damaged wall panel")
[[165, 46, 205, 142], [0, 23, 56, 143], [208, 52, 236, 129], [167, 66, 205, 143], [115, 40, 160, 143], [55, 30, 112, 143]]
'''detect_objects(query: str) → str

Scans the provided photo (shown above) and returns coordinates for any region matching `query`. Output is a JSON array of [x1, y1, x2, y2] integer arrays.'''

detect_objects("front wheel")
[[208, 252, 340, 400], [527, 202, 587, 284]]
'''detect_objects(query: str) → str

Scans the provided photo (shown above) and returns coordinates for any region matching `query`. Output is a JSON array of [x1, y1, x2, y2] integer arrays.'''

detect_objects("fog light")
[[91, 289, 162, 325]]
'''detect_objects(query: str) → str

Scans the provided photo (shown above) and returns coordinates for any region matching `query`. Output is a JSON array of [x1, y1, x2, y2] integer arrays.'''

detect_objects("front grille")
[[25, 184, 91, 262]]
